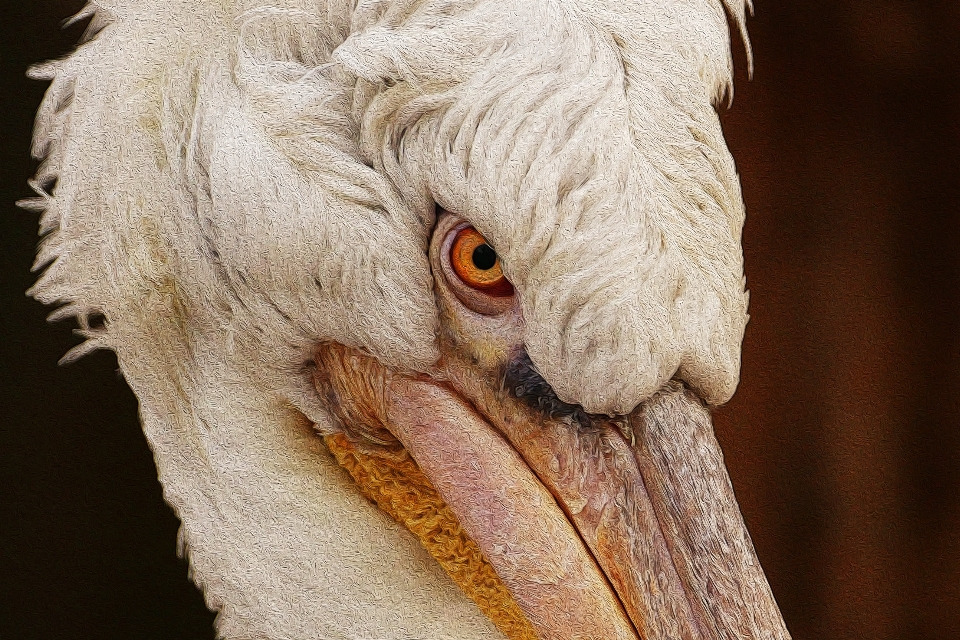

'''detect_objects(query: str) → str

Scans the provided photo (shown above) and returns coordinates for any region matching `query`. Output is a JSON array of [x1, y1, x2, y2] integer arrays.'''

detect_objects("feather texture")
[[24, 0, 752, 636]]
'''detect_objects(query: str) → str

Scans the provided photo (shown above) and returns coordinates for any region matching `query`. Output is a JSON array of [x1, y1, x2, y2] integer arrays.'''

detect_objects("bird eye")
[[449, 228, 514, 297], [434, 216, 517, 317]]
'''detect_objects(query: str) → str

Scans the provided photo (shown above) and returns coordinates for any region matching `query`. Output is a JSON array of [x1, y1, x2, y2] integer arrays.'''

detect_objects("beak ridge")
[[630, 383, 791, 640]]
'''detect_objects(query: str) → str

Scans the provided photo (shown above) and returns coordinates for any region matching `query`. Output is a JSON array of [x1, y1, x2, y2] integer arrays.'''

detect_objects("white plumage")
[[25, 1, 768, 638]]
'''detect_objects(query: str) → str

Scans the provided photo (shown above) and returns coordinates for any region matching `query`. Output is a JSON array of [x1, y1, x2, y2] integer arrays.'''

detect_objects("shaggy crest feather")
[[24, 0, 753, 637]]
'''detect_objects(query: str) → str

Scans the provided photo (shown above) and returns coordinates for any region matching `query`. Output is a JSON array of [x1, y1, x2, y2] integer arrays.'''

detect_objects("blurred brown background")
[[715, 3, 960, 639], [1, 2, 958, 639]]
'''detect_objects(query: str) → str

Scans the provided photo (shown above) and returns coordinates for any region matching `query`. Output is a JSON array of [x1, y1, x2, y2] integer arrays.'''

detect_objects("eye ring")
[[437, 218, 516, 316]]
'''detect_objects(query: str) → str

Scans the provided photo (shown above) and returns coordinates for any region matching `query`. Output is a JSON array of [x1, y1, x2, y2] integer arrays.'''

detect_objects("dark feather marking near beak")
[[505, 349, 635, 444], [505, 349, 606, 426]]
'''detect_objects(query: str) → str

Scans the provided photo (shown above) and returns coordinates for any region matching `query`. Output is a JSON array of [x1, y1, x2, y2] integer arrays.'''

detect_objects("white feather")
[[26, 0, 751, 636]]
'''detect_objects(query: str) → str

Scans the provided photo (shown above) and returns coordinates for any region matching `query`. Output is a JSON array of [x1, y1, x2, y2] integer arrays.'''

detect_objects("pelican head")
[[24, 0, 790, 638]]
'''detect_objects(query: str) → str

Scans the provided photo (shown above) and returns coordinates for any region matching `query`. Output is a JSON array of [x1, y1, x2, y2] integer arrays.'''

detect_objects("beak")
[[313, 344, 791, 640]]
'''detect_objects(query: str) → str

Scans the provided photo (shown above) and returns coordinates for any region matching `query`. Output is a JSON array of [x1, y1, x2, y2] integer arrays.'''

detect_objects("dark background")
[[2, 2, 958, 639]]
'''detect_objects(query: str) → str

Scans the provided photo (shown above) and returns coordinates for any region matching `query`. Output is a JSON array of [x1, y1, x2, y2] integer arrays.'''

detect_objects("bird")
[[21, 0, 791, 638]]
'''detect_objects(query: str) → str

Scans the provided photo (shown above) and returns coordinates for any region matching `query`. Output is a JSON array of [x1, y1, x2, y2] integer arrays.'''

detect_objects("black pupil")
[[471, 244, 497, 270]]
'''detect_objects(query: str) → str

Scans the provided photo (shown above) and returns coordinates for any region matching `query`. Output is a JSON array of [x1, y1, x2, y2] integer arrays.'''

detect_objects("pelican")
[[23, 0, 790, 638]]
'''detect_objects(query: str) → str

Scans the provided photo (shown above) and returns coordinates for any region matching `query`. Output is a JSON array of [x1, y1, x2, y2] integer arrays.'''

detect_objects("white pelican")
[[23, 0, 791, 638]]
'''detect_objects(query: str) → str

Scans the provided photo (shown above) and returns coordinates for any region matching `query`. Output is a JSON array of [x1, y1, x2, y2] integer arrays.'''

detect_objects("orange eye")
[[449, 227, 514, 297]]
